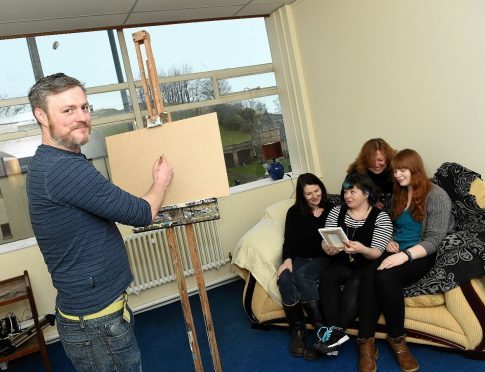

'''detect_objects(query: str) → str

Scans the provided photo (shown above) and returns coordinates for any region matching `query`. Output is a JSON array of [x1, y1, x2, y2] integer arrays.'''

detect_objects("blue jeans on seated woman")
[[278, 256, 330, 306], [56, 306, 142, 372]]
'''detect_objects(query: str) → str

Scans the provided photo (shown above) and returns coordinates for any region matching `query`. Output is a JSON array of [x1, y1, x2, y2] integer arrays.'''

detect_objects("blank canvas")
[[106, 113, 229, 206]]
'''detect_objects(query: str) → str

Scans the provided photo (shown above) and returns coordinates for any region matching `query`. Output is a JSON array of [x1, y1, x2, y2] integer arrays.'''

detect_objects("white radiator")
[[123, 221, 228, 294]]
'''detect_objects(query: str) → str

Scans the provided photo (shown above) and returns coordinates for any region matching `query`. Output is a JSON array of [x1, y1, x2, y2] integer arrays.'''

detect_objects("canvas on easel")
[[111, 30, 225, 372], [105, 112, 229, 205], [106, 111, 227, 372]]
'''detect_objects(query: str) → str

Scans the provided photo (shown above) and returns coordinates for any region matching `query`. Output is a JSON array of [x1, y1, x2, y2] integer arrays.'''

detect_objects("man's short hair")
[[28, 73, 86, 114]]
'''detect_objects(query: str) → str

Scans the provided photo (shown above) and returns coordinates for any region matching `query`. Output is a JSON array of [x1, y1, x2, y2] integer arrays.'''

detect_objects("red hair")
[[347, 138, 397, 175], [391, 149, 431, 221]]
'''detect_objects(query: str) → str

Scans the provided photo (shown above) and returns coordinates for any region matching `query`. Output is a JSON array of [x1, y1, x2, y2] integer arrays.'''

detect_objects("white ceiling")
[[0, 0, 296, 39]]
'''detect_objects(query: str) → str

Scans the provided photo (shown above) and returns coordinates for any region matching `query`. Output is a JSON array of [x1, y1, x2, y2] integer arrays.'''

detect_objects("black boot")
[[302, 300, 326, 361], [283, 303, 307, 357], [302, 300, 325, 328]]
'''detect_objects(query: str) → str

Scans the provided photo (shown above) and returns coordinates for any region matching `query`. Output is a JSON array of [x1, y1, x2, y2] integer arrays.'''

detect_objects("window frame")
[[0, 25, 297, 254]]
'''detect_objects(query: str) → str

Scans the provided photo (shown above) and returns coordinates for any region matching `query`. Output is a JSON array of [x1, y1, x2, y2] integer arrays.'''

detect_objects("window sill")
[[229, 172, 295, 195], [0, 237, 37, 255]]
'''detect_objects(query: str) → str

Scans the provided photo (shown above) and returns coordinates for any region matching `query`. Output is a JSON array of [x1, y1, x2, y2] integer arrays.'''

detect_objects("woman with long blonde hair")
[[356, 149, 454, 372]]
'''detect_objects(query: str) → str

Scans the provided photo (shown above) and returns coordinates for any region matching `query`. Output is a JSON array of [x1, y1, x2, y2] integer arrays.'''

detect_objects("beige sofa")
[[231, 163, 485, 358]]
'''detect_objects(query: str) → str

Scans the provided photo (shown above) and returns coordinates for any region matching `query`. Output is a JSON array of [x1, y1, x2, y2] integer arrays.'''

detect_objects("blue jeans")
[[56, 306, 142, 372], [278, 256, 330, 306]]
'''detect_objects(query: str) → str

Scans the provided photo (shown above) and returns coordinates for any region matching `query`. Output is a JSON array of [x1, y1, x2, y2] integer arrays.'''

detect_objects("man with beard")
[[26, 73, 173, 371]]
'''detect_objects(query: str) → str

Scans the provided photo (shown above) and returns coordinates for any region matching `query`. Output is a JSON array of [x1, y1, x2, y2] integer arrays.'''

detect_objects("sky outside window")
[[1, 18, 277, 119], [0, 18, 272, 97], [123, 18, 272, 74]]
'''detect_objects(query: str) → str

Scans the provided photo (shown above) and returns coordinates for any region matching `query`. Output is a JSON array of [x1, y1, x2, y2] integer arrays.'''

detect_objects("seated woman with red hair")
[[357, 149, 454, 372]]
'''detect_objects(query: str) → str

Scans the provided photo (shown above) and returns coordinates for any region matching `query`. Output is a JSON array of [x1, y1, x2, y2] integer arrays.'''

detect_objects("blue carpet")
[[3, 279, 485, 371]]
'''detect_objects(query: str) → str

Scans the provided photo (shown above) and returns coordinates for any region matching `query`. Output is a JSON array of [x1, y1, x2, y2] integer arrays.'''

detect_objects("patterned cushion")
[[432, 162, 485, 233]]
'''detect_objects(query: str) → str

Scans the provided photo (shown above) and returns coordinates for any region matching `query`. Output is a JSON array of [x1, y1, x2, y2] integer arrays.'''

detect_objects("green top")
[[394, 209, 421, 250]]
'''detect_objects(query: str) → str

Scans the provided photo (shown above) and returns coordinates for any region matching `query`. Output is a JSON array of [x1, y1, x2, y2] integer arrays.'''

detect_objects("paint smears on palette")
[[132, 197, 220, 233]]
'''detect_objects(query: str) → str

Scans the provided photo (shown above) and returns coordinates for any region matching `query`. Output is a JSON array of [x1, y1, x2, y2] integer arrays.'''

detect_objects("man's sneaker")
[[314, 326, 349, 353]]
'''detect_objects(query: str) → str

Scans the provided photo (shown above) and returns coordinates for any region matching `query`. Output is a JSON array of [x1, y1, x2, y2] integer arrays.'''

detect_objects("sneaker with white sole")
[[314, 326, 349, 353]]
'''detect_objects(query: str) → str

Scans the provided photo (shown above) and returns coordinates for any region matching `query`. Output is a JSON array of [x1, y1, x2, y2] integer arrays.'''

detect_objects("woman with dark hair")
[[347, 138, 397, 207], [357, 149, 454, 372], [277, 173, 334, 360], [311, 173, 393, 358]]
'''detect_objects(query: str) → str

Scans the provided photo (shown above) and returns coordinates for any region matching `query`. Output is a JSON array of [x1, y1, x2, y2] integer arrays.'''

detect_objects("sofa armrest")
[[449, 277, 485, 353]]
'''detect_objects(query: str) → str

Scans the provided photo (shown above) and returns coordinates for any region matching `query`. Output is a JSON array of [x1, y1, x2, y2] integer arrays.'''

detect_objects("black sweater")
[[282, 201, 333, 261]]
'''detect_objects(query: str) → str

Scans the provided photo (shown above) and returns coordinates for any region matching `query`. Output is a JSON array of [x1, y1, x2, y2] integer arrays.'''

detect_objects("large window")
[[123, 19, 288, 186], [0, 18, 291, 249]]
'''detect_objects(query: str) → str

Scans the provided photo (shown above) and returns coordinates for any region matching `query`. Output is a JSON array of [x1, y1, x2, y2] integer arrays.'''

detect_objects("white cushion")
[[264, 199, 294, 225], [231, 205, 290, 303]]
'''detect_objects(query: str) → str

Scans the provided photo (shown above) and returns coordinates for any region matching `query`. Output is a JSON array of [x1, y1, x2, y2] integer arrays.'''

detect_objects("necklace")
[[345, 224, 361, 262], [348, 205, 372, 221], [345, 225, 358, 262], [345, 206, 371, 263], [346, 225, 358, 241]]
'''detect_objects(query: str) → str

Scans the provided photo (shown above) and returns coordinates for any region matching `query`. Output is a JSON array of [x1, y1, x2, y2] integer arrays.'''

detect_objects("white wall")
[[270, 0, 485, 192]]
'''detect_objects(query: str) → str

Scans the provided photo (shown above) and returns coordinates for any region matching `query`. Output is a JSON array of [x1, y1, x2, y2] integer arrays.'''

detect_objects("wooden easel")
[[132, 30, 222, 372]]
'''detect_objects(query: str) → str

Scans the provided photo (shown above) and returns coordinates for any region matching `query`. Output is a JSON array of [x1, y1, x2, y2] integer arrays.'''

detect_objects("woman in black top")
[[347, 138, 397, 208], [277, 173, 333, 360]]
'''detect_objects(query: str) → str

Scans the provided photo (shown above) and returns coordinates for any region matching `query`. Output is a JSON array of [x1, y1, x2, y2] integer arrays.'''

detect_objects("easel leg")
[[186, 224, 223, 372], [166, 227, 204, 372]]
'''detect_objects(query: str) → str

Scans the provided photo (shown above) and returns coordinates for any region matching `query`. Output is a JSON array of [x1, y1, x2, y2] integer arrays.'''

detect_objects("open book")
[[318, 227, 348, 250]]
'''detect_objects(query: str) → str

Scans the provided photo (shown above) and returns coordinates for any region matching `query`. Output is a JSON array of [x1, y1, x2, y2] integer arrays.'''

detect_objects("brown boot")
[[357, 337, 378, 372], [387, 335, 419, 372]]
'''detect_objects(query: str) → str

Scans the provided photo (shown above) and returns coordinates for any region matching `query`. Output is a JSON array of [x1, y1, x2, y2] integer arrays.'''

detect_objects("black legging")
[[319, 262, 364, 329], [358, 252, 436, 338]]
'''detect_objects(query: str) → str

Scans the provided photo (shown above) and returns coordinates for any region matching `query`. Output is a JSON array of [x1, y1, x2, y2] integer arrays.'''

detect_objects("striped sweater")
[[27, 145, 152, 315], [326, 205, 393, 251]]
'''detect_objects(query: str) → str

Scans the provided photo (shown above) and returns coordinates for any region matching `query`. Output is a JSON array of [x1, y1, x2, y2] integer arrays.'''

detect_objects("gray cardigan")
[[419, 184, 455, 255]]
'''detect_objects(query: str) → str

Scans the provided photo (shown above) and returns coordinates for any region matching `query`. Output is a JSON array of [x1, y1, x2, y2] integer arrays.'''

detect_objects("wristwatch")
[[403, 249, 413, 262]]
